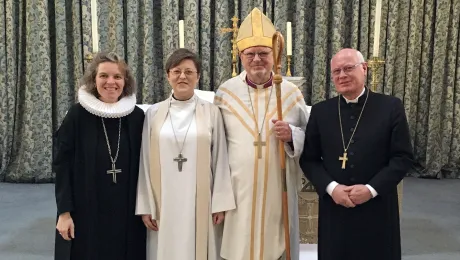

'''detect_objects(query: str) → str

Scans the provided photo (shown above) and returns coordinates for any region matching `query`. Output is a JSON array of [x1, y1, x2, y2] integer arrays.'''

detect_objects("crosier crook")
[[272, 31, 291, 260]]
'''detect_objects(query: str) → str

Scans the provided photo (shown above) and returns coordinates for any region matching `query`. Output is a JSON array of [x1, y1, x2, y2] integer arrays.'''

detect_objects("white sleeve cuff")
[[284, 142, 295, 157], [284, 124, 297, 158], [326, 181, 339, 196], [366, 184, 378, 198]]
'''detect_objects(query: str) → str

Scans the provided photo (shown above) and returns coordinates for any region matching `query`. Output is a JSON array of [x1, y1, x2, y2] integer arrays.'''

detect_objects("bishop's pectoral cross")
[[174, 153, 187, 172], [339, 152, 348, 169], [107, 163, 122, 183], [253, 133, 266, 159]]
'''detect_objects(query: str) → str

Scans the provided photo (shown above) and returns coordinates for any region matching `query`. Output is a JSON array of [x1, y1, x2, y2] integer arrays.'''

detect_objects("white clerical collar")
[[344, 87, 366, 103], [78, 86, 136, 118]]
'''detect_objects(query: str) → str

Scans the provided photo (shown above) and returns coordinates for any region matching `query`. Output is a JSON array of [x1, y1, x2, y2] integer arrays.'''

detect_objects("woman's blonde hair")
[[81, 52, 136, 98]]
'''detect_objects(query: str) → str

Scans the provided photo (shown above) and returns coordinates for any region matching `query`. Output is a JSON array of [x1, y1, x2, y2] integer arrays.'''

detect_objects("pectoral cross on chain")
[[339, 152, 348, 169], [107, 163, 122, 183], [253, 133, 266, 159], [174, 153, 187, 172]]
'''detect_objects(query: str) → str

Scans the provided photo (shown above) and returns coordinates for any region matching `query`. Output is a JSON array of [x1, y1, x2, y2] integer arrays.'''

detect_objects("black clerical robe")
[[53, 104, 146, 260], [300, 88, 413, 260]]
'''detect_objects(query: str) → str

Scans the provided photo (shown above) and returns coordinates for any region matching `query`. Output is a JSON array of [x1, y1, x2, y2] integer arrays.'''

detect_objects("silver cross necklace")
[[168, 96, 197, 172], [101, 117, 122, 183]]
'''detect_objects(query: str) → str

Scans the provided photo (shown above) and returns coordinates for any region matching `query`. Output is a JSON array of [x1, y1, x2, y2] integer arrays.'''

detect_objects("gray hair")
[[330, 49, 366, 65], [356, 50, 365, 63]]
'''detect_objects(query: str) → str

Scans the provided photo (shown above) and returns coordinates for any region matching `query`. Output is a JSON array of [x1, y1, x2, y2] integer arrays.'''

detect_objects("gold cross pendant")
[[253, 133, 266, 159], [339, 152, 348, 169]]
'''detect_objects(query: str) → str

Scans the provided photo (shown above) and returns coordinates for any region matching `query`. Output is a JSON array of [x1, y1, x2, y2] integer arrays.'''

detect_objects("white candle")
[[91, 0, 99, 53], [179, 20, 185, 48], [373, 0, 382, 57], [286, 22, 292, 56]]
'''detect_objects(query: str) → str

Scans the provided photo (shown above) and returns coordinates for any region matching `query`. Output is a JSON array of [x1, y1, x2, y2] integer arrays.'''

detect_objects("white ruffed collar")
[[78, 86, 137, 118]]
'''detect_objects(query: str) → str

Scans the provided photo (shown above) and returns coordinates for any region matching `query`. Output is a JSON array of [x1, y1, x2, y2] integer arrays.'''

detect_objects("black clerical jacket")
[[53, 104, 146, 260], [300, 88, 413, 260]]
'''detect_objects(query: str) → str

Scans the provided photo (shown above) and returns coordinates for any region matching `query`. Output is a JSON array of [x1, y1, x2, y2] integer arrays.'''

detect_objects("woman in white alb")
[[135, 48, 235, 260]]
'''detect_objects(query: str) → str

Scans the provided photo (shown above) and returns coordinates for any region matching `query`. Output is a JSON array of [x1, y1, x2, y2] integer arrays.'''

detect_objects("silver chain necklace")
[[101, 117, 122, 183], [247, 85, 274, 159], [168, 96, 197, 172]]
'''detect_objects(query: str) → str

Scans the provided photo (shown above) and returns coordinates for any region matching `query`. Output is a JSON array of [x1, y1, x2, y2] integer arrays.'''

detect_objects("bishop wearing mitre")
[[214, 7, 310, 260]]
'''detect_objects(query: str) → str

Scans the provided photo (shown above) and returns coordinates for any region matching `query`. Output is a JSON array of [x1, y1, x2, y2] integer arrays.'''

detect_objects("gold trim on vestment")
[[219, 88, 254, 122], [267, 94, 304, 132], [216, 84, 303, 259], [259, 88, 271, 259], [244, 87, 302, 260], [266, 88, 300, 119], [283, 95, 305, 118], [283, 88, 299, 103], [250, 144, 258, 260], [249, 88, 260, 260], [214, 96, 256, 138]]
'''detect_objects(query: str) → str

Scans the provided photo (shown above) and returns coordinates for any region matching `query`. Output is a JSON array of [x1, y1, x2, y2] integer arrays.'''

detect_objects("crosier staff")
[[272, 31, 291, 260]]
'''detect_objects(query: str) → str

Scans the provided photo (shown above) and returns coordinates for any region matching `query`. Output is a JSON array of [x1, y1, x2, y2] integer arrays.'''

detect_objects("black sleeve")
[[53, 105, 78, 215], [299, 105, 334, 197], [368, 98, 414, 195]]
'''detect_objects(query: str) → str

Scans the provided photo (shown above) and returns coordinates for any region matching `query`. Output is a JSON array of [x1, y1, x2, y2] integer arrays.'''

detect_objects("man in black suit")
[[300, 48, 413, 260]]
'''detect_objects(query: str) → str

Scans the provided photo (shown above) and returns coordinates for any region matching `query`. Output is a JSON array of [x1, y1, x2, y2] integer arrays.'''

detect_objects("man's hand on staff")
[[272, 119, 292, 142]]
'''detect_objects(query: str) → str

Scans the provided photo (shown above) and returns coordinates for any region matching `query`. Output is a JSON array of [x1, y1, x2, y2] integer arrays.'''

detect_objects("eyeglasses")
[[331, 63, 363, 77], [169, 69, 198, 77], [242, 51, 272, 60]]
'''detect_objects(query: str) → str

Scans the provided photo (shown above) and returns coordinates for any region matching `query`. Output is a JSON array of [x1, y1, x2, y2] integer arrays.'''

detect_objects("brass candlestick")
[[220, 16, 239, 77], [83, 52, 98, 73], [84, 53, 94, 62], [367, 56, 385, 92], [286, 55, 292, 76]]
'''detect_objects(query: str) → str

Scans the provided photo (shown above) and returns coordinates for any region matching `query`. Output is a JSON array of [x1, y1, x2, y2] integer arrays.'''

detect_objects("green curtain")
[[1, 0, 54, 182], [0, 0, 458, 182], [286, 0, 460, 178]]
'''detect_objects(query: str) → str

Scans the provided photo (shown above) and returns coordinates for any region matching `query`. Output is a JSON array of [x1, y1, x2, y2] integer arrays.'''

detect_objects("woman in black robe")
[[53, 52, 146, 260]]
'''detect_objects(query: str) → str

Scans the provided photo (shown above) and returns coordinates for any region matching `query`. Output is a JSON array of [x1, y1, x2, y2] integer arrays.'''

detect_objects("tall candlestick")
[[91, 0, 99, 53], [286, 22, 292, 56], [179, 20, 185, 48], [373, 0, 382, 57]]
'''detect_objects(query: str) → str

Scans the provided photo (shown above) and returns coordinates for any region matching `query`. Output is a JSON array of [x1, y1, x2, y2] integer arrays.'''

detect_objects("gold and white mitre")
[[236, 8, 276, 51]]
